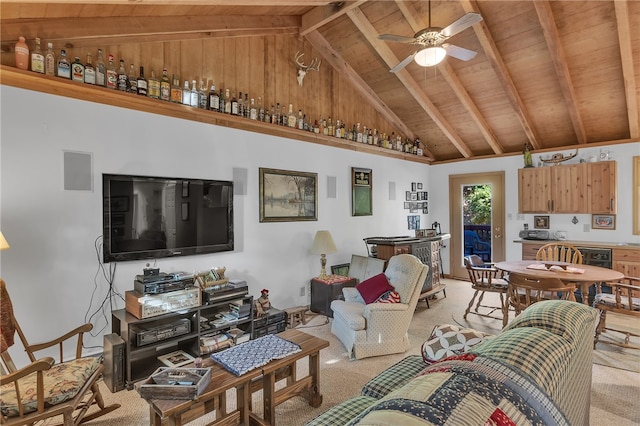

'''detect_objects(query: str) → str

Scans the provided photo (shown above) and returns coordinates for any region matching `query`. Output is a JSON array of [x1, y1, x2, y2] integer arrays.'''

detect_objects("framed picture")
[[403, 202, 411, 209], [534, 215, 549, 229], [417, 183, 423, 190], [592, 214, 616, 230], [352, 167, 372, 216], [259, 167, 317, 222], [411, 182, 417, 192], [331, 263, 350, 277], [407, 215, 420, 230], [157, 350, 195, 368], [182, 181, 189, 197], [410, 193, 417, 201], [405, 191, 411, 201]]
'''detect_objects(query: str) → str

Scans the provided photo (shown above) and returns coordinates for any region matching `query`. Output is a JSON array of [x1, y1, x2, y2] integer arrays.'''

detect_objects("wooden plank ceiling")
[[1, 0, 638, 163]]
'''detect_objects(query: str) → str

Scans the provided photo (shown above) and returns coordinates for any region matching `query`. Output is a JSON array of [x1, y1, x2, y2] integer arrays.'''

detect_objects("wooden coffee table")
[[140, 329, 329, 426]]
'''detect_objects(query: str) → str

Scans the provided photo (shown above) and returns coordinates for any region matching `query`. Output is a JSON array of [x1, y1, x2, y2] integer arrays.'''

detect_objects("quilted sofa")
[[307, 299, 598, 426]]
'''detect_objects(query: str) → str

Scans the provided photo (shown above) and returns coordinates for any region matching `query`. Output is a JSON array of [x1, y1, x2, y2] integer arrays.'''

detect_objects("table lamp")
[[0, 231, 9, 251], [310, 230, 337, 280]]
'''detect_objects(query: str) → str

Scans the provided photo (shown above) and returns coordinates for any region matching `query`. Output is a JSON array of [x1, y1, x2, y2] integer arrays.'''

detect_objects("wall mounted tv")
[[102, 174, 234, 263]]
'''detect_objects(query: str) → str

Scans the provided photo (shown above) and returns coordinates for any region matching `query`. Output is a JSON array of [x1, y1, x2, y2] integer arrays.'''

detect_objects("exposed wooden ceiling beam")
[[460, 0, 540, 150], [347, 7, 473, 158], [614, 0, 639, 140], [0, 15, 300, 47], [300, 1, 368, 36], [396, 0, 503, 155], [305, 29, 434, 160], [534, 0, 586, 145], [0, 0, 328, 4]]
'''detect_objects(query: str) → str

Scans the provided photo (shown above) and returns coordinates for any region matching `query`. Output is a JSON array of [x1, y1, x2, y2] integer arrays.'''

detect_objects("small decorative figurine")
[[255, 288, 271, 316], [523, 143, 533, 168]]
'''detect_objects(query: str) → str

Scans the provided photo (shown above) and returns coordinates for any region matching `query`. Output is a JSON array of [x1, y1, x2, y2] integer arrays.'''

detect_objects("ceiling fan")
[[378, 1, 483, 73]]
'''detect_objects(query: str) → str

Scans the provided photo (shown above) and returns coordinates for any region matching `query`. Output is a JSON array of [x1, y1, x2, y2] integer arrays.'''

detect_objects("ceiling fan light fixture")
[[414, 46, 446, 67]]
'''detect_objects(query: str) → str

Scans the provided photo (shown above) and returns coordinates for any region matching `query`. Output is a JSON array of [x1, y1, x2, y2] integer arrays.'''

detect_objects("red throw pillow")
[[356, 273, 394, 304]]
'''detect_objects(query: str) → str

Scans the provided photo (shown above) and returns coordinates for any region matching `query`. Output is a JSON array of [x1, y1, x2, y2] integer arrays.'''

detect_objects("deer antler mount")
[[294, 51, 321, 87]]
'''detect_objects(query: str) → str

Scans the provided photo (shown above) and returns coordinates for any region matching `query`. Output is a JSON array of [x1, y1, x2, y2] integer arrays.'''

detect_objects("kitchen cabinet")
[[612, 248, 640, 276], [518, 161, 615, 214], [588, 161, 617, 214]]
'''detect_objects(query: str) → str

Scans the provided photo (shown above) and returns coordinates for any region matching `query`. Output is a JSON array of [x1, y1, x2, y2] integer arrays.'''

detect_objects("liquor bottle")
[[237, 92, 244, 117], [334, 119, 341, 138], [208, 83, 219, 111], [30, 37, 45, 74], [313, 120, 320, 134], [44, 42, 56, 76], [275, 103, 281, 124], [14, 36, 29, 70], [327, 117, 334, 137], [95, 49, 106, 86], [356, 123, 363, 143], [56, 49, 71, 79], [244, 93, 249, 118], [128, 64, 138, 94], [367, 129, 373, 145], [218, 88, 225, 113], [258, 97, 265, 122], [160, 68, 171, 101], [181, 80, 191, 105], [198, 81, 207, 109], [105, 54, 117, 89], [148, 70, 160, 99], [190, 80, 198, 107], [297, 109, 304, 130], [224, 89, 231, 114], [71, 57, 85, 82], [84, 52, 96, 85], [137, 67, 148, 96], [170, 75, 182, 103], [249, 98, 257, 120], [231, 92, 239, 115], [116, 59, 128, 91], [264, 103, 271, 123], [287, 104, 297, 128]]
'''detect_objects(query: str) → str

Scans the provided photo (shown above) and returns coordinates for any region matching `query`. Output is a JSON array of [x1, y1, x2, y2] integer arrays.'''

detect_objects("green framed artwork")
[[352, 167, 372, 216]]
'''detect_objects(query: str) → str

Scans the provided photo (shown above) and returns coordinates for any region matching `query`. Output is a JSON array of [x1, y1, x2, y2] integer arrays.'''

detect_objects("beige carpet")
[[41, 278, 640, 425]]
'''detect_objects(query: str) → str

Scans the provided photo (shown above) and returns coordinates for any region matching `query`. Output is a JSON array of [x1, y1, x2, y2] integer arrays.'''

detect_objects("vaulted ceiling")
[[1, 0, 639, 163]]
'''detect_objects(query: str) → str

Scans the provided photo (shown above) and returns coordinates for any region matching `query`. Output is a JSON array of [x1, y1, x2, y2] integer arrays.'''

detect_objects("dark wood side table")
[[310, 275, 357, 317]]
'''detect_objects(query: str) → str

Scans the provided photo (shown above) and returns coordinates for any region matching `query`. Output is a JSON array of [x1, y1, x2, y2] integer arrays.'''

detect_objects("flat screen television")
[[102, 173, 233, 263]]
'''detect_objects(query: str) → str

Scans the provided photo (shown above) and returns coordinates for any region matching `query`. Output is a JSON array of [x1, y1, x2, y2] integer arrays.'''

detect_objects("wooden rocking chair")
[[0, 279, 120, 425]]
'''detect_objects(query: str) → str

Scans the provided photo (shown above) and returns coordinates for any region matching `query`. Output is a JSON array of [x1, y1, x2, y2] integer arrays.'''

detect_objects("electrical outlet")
[[583, 223, 590, 232], [300, 286, 306, 296]]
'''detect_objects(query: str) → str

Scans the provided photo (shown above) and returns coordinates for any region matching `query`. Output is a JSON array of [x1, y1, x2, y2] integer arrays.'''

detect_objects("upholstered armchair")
[[329, 254, 429, 360]]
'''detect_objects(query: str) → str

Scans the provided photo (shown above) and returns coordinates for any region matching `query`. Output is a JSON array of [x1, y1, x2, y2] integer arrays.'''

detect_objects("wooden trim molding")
[[634, 156, 640, 235]]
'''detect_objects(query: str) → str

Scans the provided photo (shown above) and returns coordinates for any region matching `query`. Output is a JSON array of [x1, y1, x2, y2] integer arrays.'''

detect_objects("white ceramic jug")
[[555, 230, 567, 240]]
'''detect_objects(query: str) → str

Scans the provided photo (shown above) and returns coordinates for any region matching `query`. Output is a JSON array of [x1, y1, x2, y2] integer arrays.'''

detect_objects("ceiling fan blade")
[[443, 44, 478, 61], [390, 51, 418, 73], [441, 12, 483, 38], [378, 34, 418, 44]]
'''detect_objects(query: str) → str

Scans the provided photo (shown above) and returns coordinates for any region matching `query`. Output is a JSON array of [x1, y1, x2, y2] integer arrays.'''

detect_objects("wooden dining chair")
[[535, 242, 583, 264], [593, 276, 640, 350], [0, 279, 120, 426], [463, 255, 509, 327], [506, 272, 577, 317]]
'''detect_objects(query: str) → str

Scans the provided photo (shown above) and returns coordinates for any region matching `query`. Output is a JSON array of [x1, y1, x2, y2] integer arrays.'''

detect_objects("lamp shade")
[[310, 230, 337, 255], [414, 46, 447, 67], [0, 231, 9, 250]]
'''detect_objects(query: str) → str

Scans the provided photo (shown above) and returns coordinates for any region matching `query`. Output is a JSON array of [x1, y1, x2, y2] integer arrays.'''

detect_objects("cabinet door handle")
[[610, 198, 614, 211]]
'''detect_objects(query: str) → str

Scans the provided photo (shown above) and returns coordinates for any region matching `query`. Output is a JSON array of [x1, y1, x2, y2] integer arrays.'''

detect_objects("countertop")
[[514, 239, 640, 251], [365, 234, 451, 245]]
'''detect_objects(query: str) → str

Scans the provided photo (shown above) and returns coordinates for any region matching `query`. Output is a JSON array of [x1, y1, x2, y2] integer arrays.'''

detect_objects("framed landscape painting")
[[259, 167, 317, 222]]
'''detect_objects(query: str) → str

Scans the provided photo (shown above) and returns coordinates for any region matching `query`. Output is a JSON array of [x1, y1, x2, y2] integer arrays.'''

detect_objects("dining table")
[[494, 260, 625, 305]]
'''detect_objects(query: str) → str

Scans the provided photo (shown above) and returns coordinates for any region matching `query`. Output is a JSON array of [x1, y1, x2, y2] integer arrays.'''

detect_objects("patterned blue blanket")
[[210, 334, 301, 376]]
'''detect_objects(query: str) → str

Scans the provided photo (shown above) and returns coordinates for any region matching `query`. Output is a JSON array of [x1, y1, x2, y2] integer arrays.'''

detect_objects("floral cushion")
[[421, 324, 491, 363], [0, 357, 100, 417]]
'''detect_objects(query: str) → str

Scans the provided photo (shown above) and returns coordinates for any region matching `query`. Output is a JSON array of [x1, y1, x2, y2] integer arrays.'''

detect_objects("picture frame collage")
[[405, 182, 427, 230], [404, 182, 428, 214]]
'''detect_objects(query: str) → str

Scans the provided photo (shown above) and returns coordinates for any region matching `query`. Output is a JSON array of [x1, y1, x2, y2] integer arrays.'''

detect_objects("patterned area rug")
[[592, 314, 640, 373]]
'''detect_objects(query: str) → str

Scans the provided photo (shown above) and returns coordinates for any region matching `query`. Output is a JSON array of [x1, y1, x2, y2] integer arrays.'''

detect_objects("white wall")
[[429, 142, 640, 274], [0, 86, 429, 365]]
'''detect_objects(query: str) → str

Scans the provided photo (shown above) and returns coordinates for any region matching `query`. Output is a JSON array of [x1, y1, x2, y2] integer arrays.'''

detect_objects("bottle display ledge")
[[1, 66, 431, 165]]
